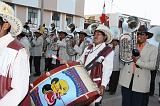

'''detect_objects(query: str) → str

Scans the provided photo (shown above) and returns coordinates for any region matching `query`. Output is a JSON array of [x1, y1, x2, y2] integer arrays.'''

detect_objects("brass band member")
[[0, 1, 30, 105], [119, 25, 158, 106], [73, 29, 88, 60], [77, 24, 114, 106]]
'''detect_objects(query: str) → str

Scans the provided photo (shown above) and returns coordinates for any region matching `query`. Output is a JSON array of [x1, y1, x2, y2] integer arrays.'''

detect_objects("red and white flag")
[[100, 2, 106, 24]]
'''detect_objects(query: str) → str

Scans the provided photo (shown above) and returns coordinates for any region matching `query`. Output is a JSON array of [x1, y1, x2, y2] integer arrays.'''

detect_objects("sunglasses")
[[137, 32, 146, 36]]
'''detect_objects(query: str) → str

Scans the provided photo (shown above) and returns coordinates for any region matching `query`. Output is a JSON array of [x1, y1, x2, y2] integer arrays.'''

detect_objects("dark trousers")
[[149, 70, 157, 96], [29, 56, 33, 73], [45, 58, 53, 71], [109, 71, 120, 93], [45, 58, 61, 71], [33, 56, 41, 74], [159, 82, 160, 97], [121, 86, 149, 106]]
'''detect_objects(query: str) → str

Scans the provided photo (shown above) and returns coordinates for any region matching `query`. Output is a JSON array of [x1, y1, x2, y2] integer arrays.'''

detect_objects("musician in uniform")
[[44, 27, 58, 71], [119, 25, 158, 106], [55, 30, 69, 66], [77, 24, 114, 106], [17, 30, 31, 56], [0, 1, 30, 105], [73, 29, 88, 60], [31, 30, 44, 76], [108, 36, 121, 95]]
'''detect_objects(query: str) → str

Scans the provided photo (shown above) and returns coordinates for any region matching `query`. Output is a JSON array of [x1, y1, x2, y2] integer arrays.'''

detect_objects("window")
[[52, 12, 60, 29], [66, 14, 73, 25], [28, 8, 38, 26]]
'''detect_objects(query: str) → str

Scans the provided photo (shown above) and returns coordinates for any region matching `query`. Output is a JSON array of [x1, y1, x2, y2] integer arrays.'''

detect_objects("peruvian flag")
[[100, 2, 106, 24]]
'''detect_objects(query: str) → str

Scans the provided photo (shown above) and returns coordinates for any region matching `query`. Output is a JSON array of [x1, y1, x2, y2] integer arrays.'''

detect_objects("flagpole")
[[111, 0, 113, 12]]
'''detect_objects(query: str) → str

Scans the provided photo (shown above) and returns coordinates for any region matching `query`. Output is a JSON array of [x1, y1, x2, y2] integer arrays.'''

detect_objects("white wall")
[[57, 0, 75, 14], [11, 0, 39, 7]]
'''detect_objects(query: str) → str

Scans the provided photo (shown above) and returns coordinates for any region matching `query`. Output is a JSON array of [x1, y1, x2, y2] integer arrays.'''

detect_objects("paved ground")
[[101, 72, 160, 106], [30, 57, 160, 106]]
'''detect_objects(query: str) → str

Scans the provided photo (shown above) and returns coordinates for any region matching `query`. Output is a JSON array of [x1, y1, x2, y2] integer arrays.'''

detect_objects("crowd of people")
[[0, 1, 160, 106]]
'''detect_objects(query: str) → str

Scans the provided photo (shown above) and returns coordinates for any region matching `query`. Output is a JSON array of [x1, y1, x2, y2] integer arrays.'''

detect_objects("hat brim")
[[145, 32, 153, 39], [34, 31, 43, 35], [112, 39, 119, 42], [0, 13, 22, 36], [78, 32, 88, 37], [95, 29, 113, 44], [58, 31, 68, 36], [105, 32, 113, 44]]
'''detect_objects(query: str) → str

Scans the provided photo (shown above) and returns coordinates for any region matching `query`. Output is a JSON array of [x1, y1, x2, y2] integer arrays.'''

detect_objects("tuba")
[[65, 23, 77, 56], [85, 23, 99, 46], [87, 23, 99, 35], [49, 23, 59, 51], [120, 16, 140, 62]]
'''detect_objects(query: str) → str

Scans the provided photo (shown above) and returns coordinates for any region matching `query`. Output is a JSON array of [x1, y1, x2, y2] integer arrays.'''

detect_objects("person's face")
[[58, 32, 66, 40], [34, 32, 42, 38], [137, 32, 148, 44], [111, 40, 119, 48], [0, 17, 10, 38], [79, 34, 85, 42], [93, 31, 106, 45]]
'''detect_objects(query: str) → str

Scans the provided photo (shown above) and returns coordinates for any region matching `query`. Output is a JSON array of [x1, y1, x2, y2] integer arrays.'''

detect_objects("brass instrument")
[[120, 16, 140, 62], [65, 23, 77, 56], [87, 23, 99, 35], [48, 23, 59, 51], [84, 23, 99, 46]]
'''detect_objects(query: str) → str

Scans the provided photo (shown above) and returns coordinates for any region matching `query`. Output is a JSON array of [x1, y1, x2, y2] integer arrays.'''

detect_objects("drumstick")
[[51, 54, 69, 68]]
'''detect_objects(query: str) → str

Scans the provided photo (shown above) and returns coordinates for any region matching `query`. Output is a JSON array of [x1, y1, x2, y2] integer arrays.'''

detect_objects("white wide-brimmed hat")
[[0, 1, 22, 36], [95, 24, 113, 44]]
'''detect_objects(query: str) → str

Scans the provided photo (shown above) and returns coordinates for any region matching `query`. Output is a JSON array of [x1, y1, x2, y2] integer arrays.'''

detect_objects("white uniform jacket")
[[77, 43, 114, 88], [57, 39, 69, 64], [74, 41, 86, 60], [0, 33, 30, 106], [32, 35, 44, 56]]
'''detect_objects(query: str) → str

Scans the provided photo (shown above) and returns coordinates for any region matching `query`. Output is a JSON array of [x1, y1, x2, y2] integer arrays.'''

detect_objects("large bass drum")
[[30, 62, 99, 106]]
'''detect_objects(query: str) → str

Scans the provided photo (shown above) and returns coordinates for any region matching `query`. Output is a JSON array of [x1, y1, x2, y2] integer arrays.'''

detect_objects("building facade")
[[85, 12, 151, 35], [3, 0, 85, 30]]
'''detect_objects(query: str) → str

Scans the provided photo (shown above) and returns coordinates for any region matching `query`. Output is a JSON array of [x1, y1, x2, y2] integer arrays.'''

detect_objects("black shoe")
[[149, 93, 154, 96], [95, 102, 100, 106], [33, 73, 41, 76], [95, 100, 102, 106], [109, 92, 115, 95]]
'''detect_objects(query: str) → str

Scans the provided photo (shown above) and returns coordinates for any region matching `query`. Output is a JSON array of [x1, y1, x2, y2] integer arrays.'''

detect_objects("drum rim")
[[67, 91, 99, 106]]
